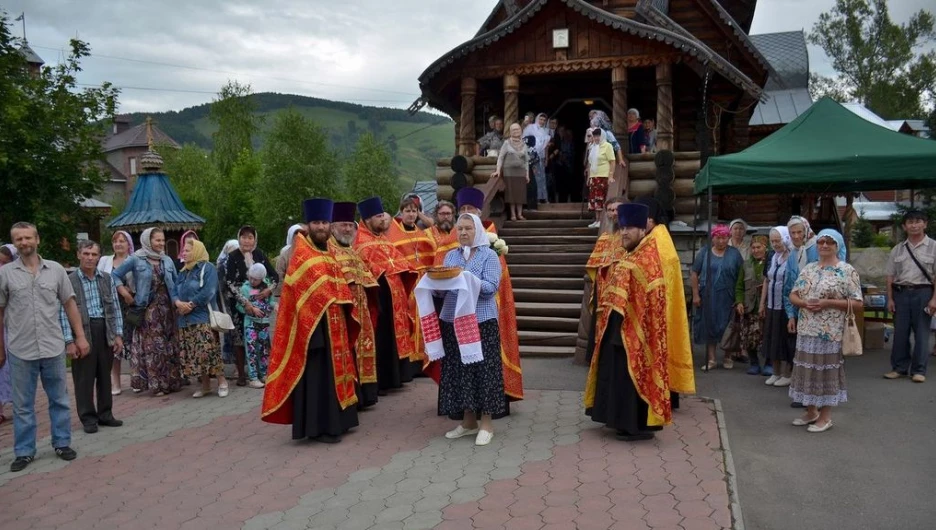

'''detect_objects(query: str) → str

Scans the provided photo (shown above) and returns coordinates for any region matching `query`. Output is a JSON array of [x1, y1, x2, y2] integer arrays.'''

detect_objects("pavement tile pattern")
[[0, 378, 733, 530]]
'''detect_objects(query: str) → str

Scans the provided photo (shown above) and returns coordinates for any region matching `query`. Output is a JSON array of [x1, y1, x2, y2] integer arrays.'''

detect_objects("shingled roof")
[[103, 122, 180, 153], [749, 31, 809, 90], [18, 42, 44, 65], [748, 31, 811, 127], [422, 0, 763, 100]]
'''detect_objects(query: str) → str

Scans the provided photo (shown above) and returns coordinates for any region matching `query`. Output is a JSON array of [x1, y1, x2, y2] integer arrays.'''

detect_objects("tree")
[[808, 0, 935, 119], [851, 213, 875, 247], [343, 133, 402, 212], [808, 72, 851, 102], [257, 109, 339, 249], [0, 14, 118, 259], [209, 81, 262, 177]]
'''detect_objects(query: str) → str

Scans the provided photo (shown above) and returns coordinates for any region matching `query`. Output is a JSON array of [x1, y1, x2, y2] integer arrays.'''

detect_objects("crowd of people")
[[1, 189, 931, 471], [687, 210, 935, 432], [0, 186, 527, 471], [479, 107, 657, 221]]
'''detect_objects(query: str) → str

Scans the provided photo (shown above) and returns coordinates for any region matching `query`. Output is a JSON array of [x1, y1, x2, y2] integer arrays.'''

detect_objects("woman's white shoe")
[[772, 376, 792, 387], [475, 430, 494, 446], [764, 375, 780, 386], [445, 425, 479, 439]]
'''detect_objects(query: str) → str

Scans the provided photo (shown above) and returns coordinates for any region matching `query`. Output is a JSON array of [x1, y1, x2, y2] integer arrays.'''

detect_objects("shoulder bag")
[[841, 300, 863, 357], [199, 265, 235, 332]]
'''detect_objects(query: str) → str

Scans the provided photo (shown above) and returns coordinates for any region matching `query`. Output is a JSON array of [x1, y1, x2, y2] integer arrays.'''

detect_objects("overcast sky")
[[4, 0, 932, 113]]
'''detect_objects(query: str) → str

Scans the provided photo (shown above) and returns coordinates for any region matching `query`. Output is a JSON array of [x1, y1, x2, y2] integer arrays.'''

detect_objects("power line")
[[32, 44, 422, 97], [76, 83, 417, 104]]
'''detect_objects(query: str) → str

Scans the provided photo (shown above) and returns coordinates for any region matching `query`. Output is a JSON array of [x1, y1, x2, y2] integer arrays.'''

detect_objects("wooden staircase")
[[500, 203, 597, 357]]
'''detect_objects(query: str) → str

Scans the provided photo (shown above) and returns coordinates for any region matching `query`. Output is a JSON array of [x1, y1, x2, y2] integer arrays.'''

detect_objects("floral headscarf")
[[217, 239, 239, 267]]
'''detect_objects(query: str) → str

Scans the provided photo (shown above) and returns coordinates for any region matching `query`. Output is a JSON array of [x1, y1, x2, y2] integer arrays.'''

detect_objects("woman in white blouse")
[[98, 230, 135, 395]]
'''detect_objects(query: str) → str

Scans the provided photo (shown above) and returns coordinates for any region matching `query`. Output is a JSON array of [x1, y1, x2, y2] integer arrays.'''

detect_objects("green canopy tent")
[[695, 97, 936, 195]]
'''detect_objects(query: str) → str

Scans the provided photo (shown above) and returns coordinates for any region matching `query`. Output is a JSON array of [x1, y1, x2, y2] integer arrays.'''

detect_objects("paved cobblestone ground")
[[0, 375, 734, 530]]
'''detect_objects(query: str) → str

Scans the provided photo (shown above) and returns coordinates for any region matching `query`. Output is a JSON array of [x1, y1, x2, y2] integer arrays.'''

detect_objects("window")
[[130, 157, 137, 176]]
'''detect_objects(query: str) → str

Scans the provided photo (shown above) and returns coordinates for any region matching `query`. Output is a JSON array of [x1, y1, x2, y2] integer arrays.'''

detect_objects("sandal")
[[792, 414, 820, 426]]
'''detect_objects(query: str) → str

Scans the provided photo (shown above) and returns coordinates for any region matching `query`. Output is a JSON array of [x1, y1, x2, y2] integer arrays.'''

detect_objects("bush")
[[872, 233, 892, 248]]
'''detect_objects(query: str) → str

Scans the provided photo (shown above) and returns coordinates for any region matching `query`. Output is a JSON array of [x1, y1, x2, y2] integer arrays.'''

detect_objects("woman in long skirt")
[[788, 229, 859, 433], [112, 228, 182, 396], [436, 214, 506, 446]]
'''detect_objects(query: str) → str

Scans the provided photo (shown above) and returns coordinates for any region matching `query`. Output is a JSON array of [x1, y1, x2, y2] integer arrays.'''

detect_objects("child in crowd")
[[238, 263, 274, 388]]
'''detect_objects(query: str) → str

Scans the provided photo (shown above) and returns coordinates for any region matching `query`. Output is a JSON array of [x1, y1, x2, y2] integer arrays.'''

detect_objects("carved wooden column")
[[458, 77, 477, 156], [453, 119, 461, 154], [503, 74, 519, 127], [656, 63, 674, 151], [611, 66, 628, 140]]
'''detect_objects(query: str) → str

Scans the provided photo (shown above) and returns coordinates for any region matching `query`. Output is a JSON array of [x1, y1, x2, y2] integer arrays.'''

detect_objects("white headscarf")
[[217, 239, 239, 267], [459, 213, 489, 261], [769, 226, 792, 266], [281, 223, 304, 256], [247, 263, 267, 281], [134, 228, 163, 260]]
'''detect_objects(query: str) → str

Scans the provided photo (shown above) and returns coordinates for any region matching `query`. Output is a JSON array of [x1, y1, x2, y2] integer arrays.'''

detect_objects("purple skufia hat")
[[617, 203, 649, 229], [303, 198, 334, 223], [357, 197, 384, 220], [456, 187, 484, 210], [332, 202, 357, 223]]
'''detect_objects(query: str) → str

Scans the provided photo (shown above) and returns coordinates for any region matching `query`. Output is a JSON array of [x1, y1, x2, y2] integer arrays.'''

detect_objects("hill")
[[124, 92, 454, 187]]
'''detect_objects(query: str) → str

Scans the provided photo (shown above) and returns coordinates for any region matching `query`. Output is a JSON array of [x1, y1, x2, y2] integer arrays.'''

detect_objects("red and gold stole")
[[330, 238, 379, 385], [430, 226, 460, 266], [262, 236, 358, 425], [585, 232, 622, 308], [648, 224, 695, 395], [354, 225, 418, 360], [484, 222, 524, 401], [585, 233, 672, 427]]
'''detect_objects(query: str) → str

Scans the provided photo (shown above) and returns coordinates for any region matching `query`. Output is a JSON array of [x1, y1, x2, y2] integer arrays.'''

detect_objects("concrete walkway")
[[0, 370, 736, 530]]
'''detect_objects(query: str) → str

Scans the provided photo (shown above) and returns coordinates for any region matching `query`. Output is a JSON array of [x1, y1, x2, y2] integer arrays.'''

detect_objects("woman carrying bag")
[[788, 229, 861, 433]]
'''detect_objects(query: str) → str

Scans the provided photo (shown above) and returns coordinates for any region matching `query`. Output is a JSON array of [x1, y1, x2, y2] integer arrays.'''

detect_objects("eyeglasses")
[[816, 239, 837, 246]]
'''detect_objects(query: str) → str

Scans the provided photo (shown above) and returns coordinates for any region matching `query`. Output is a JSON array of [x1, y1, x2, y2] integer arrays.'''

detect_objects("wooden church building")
[[418, 0, 811, 225]]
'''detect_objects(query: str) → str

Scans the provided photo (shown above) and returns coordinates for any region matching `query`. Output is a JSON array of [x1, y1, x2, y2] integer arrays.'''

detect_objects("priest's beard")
[[436, 220, 454, 233]]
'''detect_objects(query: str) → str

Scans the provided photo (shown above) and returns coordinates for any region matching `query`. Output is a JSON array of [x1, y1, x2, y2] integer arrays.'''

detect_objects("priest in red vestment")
[[354, 197, 418, 394], [330, 201, 380, 409], [585, 202, 672, 441], [453, 187, 524, 405], [262, 198, 359, 443], [387, 196, 437, 375]]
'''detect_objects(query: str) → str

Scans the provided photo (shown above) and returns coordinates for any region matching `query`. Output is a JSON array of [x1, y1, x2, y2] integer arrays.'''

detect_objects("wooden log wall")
[[435, 152, 702, 224]]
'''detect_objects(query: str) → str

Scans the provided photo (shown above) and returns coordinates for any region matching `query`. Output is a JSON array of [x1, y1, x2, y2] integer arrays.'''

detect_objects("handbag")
[[842, 301, 863, 357], [719, 318, 741, 352], [200, 265, 235, 332]]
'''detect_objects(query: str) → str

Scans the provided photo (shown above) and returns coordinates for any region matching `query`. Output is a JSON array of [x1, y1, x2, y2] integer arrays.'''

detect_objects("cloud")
[[5, 0, 934, 112]]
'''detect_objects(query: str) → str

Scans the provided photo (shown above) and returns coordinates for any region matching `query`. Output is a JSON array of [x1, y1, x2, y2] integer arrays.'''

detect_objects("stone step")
[[502, 219, 593, 229], [500, 226, 598, 237], [508, 264, 586, 277], [511, 277, 584, 290], [534, 202, 584, 211], [518, 345, 577, 358], [509, 244, 597, 254], [505, 236, 598, 247], [512, 289, 584, 304], [507, 253, 591, 265], [516, 315, 580, 332], [518, 330, 578, 347], [514, 302, 582, 319], [516, 209, 590, 221]]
